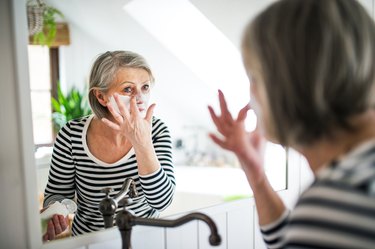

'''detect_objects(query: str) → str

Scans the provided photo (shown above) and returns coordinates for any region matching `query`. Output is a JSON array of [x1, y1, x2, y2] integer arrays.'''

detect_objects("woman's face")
[[106, 67, 152, 115]]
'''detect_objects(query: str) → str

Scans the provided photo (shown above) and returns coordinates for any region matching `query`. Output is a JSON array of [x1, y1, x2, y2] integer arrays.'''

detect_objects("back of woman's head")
[[242, 0, 375, 146]]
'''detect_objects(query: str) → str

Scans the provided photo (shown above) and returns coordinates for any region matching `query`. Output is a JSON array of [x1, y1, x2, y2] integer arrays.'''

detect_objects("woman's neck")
[[90, 115, 129, 147], [297, 110, 375, 174]]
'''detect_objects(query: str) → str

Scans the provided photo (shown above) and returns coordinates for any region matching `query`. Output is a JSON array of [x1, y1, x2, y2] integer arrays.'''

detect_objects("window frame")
[[31, 46, 60, 149]]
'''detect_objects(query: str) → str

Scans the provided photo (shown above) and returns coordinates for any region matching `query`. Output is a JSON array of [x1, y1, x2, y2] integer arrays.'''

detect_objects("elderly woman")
[[209, 0, 375, 248], [43, 51, 175, 240]]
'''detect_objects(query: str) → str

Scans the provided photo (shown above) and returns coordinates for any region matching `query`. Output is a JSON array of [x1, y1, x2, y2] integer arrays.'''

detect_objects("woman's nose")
[[135, 94, 143, 103]]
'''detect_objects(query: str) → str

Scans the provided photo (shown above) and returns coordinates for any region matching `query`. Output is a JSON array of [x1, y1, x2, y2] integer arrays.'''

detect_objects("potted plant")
[[51, 83, 92, 133], [27, 0, 63, 46]]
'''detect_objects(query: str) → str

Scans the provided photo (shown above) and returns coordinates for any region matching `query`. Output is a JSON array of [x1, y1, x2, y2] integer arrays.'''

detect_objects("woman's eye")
[[142, 84, 150, 91], [123, 87, 132, 93]]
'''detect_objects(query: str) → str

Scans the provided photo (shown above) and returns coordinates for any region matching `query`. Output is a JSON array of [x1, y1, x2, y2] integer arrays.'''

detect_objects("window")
[[28, 45, 59, 146]]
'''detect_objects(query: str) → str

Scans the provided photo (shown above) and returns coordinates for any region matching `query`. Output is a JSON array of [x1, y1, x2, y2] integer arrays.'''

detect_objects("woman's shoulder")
[[68, 115, 92, 126], [152, 116, 168, 128], [151, 116, 171, 135], [59, 115, 92, 134]]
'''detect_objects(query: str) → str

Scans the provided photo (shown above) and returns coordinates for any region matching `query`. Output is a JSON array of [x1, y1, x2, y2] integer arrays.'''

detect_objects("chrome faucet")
[[99, 178, 137, 228], [116, 198, 221, 249]]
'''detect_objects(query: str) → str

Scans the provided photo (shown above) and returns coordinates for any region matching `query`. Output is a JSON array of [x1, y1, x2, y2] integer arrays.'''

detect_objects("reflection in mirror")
[[30, 0, 286, 242]]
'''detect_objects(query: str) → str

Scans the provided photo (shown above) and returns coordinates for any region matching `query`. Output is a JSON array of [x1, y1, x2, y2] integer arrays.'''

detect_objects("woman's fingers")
[[58, 215, 68, 231], [145, 103, 156, 122], [107, 102, 123, 124], [237, 103, 251, 121], [46, 220, 55, 240], [114, 93, 130, 120], [129, 97, 139, 118], [43, 233, 49, 242], [208, 105, 230, 136], [218, 90, 234, 122], [43, 215, 68, 242], [52, 214, 62, 234]]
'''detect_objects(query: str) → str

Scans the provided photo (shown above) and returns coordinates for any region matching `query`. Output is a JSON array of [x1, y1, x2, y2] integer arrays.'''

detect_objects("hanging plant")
[[27, 0, 63, 47]]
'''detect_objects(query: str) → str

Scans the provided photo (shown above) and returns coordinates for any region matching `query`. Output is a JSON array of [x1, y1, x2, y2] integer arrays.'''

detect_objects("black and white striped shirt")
[[44, 115, 176, 236], [261, 140, 375, 249]]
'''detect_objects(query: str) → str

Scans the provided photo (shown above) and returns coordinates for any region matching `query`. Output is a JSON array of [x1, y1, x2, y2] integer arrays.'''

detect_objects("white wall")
[[47, 0, 217, 141]]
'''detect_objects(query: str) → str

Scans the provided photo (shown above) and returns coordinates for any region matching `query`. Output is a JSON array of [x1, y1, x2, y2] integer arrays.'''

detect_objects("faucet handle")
[[99, 187, 116, 228], [101, 187, 114, 197], [128, 182, 138, 198]]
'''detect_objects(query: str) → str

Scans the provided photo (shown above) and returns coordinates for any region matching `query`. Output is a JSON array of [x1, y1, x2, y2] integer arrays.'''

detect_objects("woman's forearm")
[[250, 176, 286, 226], [134, 139, 160, 175], [239, 157, 286, 226]]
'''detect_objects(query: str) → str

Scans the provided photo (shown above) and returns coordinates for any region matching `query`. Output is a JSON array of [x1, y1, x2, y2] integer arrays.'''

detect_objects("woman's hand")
[[102, 93, 156, 149], [208, 90, 266, 187], [42, 214, 69, 242], [209, 90, 286, 225]]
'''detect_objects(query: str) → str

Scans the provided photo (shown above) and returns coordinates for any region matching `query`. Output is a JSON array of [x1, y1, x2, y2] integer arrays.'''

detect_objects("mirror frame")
[[1, 0, 41, 248], [2, 1, 122, 248], [3, 1, 300, 248]]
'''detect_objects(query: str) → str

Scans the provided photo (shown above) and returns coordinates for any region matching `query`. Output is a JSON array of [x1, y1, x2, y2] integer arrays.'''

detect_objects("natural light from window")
[[28, 45, 53, 145]]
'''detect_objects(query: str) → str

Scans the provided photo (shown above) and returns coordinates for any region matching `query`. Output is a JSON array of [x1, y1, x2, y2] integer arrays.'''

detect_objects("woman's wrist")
[[133, 138, 153, 153], [237, 154, 267, 189]]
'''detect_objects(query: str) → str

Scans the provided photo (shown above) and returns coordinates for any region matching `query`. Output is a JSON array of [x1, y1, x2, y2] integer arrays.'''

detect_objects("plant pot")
[[27, 3, 45, 36]]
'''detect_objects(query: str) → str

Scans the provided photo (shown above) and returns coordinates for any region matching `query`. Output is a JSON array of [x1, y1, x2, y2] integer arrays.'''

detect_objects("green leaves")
[[51, 82, 91, 133]]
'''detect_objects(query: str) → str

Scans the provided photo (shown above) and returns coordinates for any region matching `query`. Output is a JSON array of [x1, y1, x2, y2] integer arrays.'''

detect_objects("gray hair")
[[88, 50, 155, 119], [242, 0, 375, 146]]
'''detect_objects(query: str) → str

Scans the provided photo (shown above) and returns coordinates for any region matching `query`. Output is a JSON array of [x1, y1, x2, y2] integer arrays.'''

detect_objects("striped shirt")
[[44, 115, 176, 236], [261, 140, 375, 249]]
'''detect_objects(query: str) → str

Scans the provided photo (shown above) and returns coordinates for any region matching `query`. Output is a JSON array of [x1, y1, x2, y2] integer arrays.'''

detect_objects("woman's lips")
[[138, 106, 145, 112]]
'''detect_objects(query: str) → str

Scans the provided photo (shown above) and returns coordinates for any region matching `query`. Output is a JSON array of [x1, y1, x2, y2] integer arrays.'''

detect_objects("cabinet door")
[[132, 226, 165, 249], [166, 220, 198, 249], [227, 205, 254, 249], [198, 212, 227, 249], [88, 239, 121, 249]]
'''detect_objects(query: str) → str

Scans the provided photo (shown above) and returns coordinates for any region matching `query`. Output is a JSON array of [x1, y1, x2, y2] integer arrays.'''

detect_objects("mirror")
[[28, 0, 287, 242]]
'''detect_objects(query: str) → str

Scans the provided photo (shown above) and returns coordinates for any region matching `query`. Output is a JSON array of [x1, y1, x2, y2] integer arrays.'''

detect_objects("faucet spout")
[[134, 212, 221, 246], [116, 208, 221, 249]]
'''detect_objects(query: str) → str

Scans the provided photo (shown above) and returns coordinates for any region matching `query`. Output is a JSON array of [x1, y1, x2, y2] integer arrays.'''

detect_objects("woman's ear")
[[93, 89, 108, 107]]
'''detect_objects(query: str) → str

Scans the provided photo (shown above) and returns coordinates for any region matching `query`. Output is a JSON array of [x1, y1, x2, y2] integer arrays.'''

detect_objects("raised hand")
[[208, 90, 266, 186], [102, 93, 156, 149]]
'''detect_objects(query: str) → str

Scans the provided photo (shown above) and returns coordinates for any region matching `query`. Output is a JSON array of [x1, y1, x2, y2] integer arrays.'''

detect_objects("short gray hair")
[[242, 0, 375, 146], [88, 51, 154, 119]]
